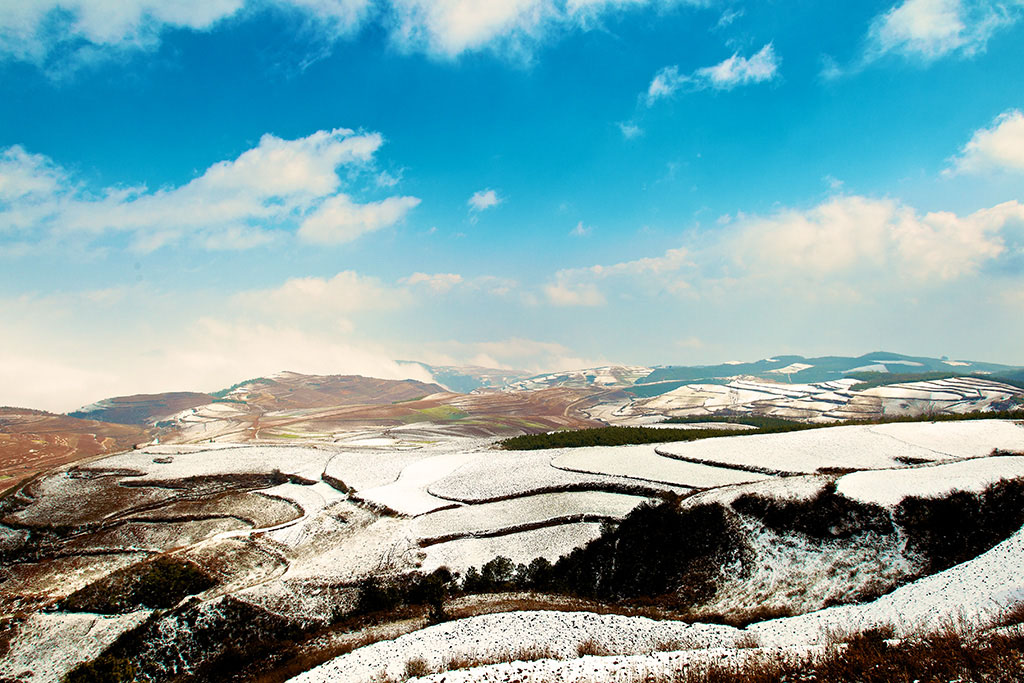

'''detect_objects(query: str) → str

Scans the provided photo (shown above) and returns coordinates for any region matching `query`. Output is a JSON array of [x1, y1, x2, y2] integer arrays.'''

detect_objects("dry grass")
[[733, 632, 760, 649], [690, 603, 796, 628], [403, 657, 431, 678], [653, 638, 685, 653], [249, 614, 427, 683], [631, 629, 1024, 683], [443, 653, 478, 670], [251, 612, 1024, 683], [512, 644, 560, 662], [577, 638, 615, 657], [446, 591, 691, 622], [997, 600, 1024, 629]]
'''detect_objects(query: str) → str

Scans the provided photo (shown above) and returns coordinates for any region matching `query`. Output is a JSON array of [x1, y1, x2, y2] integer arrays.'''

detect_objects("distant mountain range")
[[44, 351, 1024, 427], [642, 351, 1023, 386], [4, 352, 1023, 495], [475, 352, 1024, 397]]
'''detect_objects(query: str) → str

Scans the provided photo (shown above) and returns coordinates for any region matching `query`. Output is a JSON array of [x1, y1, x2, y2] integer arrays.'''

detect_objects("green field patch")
[[264, 431, 331, 439], [392, 395, 428, 404], [399, 405, 470, 423]]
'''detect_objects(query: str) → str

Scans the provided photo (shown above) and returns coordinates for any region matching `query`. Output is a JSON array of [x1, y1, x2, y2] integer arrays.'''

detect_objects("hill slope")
[[0, 408, 151, 493]]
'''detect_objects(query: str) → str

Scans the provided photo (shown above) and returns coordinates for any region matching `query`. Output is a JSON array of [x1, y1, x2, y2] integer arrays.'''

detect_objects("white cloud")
[[386, 0, 715, 59], [461, 274, 518, 296], [696, 42, 779, 89], [824, 174, 845, 191], [298, 193, 420, 244], [647, 66, 683, 103], [233, 270, 409, 316], [646, 43, 779, 104], [540, 196, 1024, 308], [864, 0, 1023, 63], [421, 336, 605, 373], [164, 317, 435, 394], [715, 8, 743, 28], [726, 195, 1024, 285], [0, 128, 418, 250], [0, 285, 434, 412], [542, 246, 694, 306], [569, 220, 592, 237], [2, 0, 712, 68], [589, 246, 691, 277], [386, 0, 552, 57], [543, 280, 606, 306], [401, 271, 464, 292], [0, 0, 370, 67], [201, 225, 279, 250], [618, 121, 643, 139], [0, 0, 243, 64], [468, 188, 502, 212], [0, 145, 66, 202], [0, 146, 69, 232], [947, 109, 1024, 175], [376, 169, 402, 187]]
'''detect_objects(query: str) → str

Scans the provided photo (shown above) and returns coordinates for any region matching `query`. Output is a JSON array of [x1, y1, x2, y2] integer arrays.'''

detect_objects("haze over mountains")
[[63, 351, 1024, 426]]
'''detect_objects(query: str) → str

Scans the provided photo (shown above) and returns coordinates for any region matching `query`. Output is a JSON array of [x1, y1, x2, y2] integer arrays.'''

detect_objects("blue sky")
[[2, 0, 1023, 410]]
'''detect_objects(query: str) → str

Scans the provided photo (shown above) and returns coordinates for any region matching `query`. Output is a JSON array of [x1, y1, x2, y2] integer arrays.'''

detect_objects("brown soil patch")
[[0, 410, 150, 496]]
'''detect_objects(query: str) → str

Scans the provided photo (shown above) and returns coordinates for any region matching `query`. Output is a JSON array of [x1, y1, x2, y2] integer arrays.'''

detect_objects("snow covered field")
[[551, 444, 769, 487], [0, 611, 151, 683], [625, 376, 1022, 422], [427, 450, 688, 502], [358, 452, 481, 515], [836, 454, 1024, 507], [656, 420, 1024, 474], [418, 522, 606, 572], [413, 491, 650, 542], [86, 444, 335, 483], [292, 519, 1024, 683], [289, 611, 744, 683], [4, 417, 1024, 682]]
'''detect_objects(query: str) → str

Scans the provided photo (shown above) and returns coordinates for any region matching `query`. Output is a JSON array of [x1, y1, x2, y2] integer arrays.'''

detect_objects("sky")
[[1, 0, 1024, 411]]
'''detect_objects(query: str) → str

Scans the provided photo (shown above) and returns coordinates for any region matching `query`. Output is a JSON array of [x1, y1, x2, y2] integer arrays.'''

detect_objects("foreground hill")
[[2, 418, 1023, 682]]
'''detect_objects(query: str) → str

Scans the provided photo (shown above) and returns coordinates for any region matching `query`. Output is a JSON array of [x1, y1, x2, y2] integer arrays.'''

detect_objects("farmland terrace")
[[2, 416, 1024, 682]]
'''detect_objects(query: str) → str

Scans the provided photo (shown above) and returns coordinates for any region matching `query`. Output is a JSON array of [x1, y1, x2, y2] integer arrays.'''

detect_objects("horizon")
[[2, 1, 1024, 412], [15, 348, 1024, 415]]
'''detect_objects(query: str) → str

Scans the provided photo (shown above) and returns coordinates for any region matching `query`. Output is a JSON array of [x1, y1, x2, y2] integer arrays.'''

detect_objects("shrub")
[[356, 568, 458, 618], [61, 556, 215, 613], [461, 500, 747, 607], [897, 478, 1024, 573], [500, 426, 743, 450], [731, 484, 893, 540], [62, 655, 135, 683]]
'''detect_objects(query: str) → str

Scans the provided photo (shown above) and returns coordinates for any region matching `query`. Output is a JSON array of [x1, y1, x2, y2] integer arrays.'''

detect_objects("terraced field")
[[624, 376, 1022, 422], [3, 416, 1024, 682]]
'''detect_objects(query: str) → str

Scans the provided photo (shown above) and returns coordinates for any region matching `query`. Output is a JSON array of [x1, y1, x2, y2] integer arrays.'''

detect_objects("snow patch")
[[837, 456, 1024, 507], [0, 611, 151, 683]]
